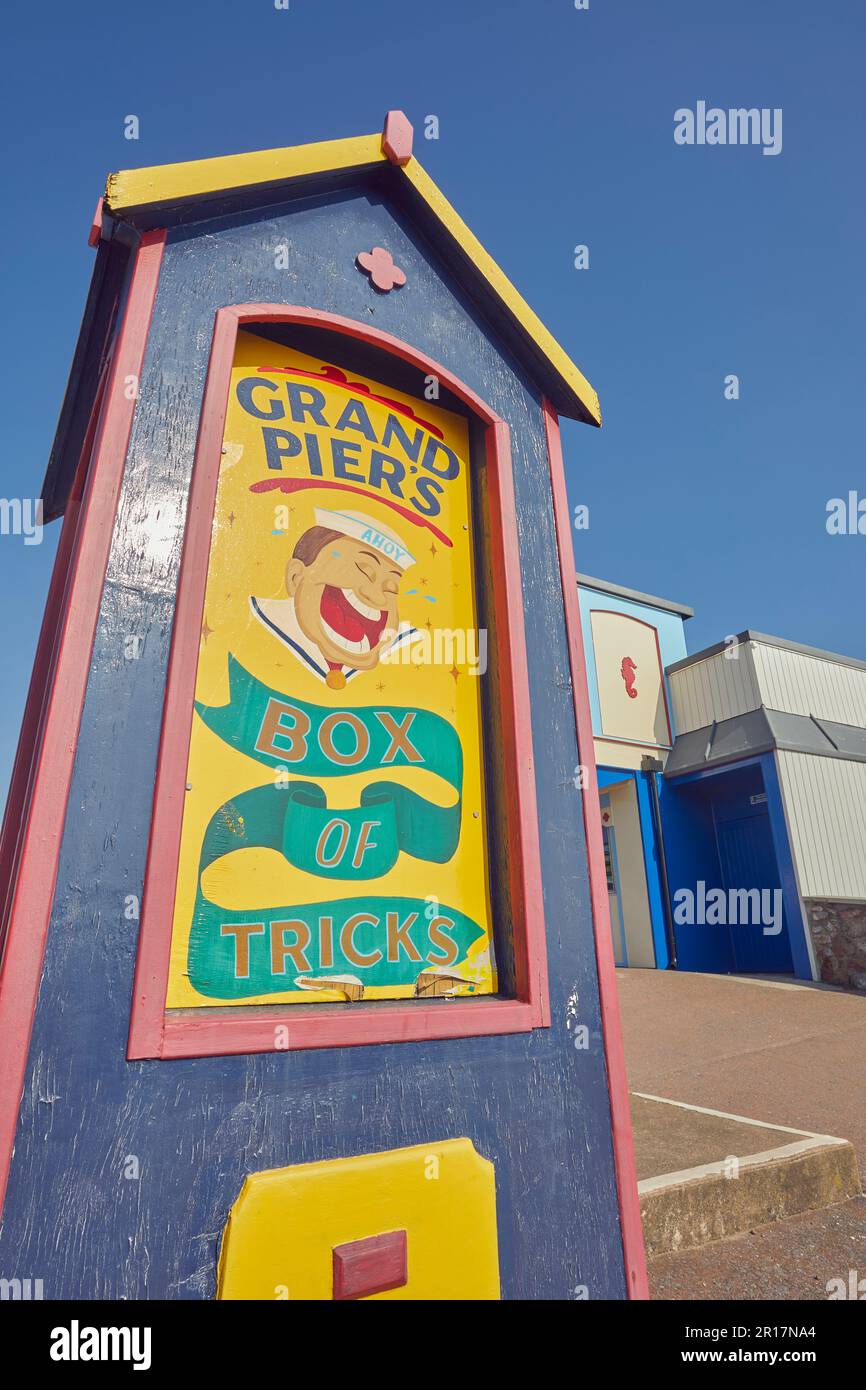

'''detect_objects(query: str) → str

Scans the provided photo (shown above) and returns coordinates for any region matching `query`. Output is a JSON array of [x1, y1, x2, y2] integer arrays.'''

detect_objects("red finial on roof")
[[381, 110, 414, 166], [88, 197, 103, 248]]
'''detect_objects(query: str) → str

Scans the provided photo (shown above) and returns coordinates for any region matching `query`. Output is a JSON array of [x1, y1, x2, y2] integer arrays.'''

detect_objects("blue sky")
[[1, 0, 863, 800]]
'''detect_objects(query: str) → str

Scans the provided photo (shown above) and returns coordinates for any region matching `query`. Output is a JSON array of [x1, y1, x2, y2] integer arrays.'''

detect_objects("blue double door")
[[715, 809, 794, 974]]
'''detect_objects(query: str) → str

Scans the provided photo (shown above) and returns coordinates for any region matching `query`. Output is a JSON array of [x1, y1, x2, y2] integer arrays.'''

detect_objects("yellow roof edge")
[[400, 159, 601, 427], [104, 132, 386, 212], [103, 133, 601, 427]]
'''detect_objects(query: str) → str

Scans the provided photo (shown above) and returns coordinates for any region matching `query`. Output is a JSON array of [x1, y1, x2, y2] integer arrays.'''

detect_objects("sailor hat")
[[314, 506, 415, 570]]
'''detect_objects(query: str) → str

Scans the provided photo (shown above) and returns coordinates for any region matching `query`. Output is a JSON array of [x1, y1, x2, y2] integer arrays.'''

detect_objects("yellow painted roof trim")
[[105, 133, 601, 427], [401, 160, 600, 426], [105, 133, 386, 212]]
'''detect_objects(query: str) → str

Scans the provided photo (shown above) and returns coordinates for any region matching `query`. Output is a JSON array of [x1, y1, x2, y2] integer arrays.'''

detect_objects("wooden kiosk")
[[0, 112, 645, 1300]]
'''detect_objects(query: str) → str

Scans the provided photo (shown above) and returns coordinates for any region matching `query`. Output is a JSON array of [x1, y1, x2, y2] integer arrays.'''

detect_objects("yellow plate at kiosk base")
[[217, 1138, 500, 1300]]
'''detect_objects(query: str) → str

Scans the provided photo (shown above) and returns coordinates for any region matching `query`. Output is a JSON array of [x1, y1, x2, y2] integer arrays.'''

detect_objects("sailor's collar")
[[250, 596, 418, 681]]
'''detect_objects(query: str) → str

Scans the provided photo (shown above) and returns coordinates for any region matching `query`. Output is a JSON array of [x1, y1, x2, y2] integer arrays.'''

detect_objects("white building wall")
[[751, 643, 866, 726], [669, 639, 866, 734], [776, 751, 866, 901], [668, 646, 761, 734]]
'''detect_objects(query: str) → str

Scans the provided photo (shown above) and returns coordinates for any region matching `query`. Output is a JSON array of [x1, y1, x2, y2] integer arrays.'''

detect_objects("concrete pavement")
[[616, 969, 866, 1298], [617, 970, 866, 1170], [648, 1196, 866, 1301]]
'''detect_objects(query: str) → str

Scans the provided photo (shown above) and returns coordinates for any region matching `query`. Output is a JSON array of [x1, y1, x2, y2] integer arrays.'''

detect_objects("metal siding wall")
[[0, 189, 627, 1299], [668, 646, 760, 734], [751, 644, 866, 725], [777, 751, 866, 900]]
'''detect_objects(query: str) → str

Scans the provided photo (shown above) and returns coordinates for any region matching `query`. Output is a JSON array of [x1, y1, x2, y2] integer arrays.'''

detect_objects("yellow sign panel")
[[217, 1139, 500, 1301], [166, 331, 496, 1007]]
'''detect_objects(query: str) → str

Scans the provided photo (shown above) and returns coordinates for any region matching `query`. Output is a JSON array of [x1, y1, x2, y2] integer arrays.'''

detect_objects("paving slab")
[[630, 1093, 819, 1181], [617, 970, 866, 1170], [649, 1196, 866, 1301]]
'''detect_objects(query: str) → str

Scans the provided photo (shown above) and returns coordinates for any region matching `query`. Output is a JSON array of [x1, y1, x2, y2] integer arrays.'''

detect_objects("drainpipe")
[[641, 755, 678, 969]]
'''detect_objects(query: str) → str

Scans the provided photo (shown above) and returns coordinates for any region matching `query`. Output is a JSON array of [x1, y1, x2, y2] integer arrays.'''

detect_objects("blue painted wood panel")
[[0, 185, 627, 1299]]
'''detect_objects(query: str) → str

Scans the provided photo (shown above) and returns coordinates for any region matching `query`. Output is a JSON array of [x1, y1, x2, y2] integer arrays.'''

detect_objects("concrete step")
[[631, 1092, 862, 1257]]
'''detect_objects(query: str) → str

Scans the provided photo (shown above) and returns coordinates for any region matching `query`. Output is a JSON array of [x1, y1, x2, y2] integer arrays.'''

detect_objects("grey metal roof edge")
[[667, 630, 866, 676], [768, 708, 866, 757], [575, 573, 694, 620], [663, 708, 774, 779], [664, 743, 777, 781], [664, 707, 866, 779]]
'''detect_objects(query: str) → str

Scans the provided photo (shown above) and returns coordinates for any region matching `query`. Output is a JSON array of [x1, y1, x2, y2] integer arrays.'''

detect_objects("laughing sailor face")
[[286, 522, 406, 671]]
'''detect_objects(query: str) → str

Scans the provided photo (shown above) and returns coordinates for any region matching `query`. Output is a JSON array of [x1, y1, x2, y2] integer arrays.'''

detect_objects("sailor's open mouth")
[[319, 584, 388, 655]]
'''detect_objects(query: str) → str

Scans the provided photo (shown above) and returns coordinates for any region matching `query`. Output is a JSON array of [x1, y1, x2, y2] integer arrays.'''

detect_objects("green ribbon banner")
[[189, 890, 486, 999], [196, 656, 463, 788], [187, 659, 486, 998]]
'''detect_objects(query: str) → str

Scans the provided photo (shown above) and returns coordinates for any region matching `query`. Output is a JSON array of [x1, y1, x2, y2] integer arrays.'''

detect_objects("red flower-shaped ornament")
[[356, 247, 407, 292]]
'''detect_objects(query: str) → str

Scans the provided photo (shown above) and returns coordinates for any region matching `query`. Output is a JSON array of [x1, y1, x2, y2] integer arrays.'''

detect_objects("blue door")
[[716, 813, 793, 973]]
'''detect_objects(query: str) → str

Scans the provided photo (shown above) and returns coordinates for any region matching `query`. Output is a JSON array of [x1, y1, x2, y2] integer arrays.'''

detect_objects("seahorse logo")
[[620, 656, 638, 699]]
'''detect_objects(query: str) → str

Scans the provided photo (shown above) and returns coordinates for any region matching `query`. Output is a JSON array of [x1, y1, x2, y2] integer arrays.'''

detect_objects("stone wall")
[[805, 900, 866, 991]]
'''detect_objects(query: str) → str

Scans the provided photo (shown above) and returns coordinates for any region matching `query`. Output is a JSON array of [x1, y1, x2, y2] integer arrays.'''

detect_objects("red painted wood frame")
[[587, 608, 675, 750], [542, 400, 649, 1300], [0, 230, 167, 1218], [128, 304, 550, 1060]]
